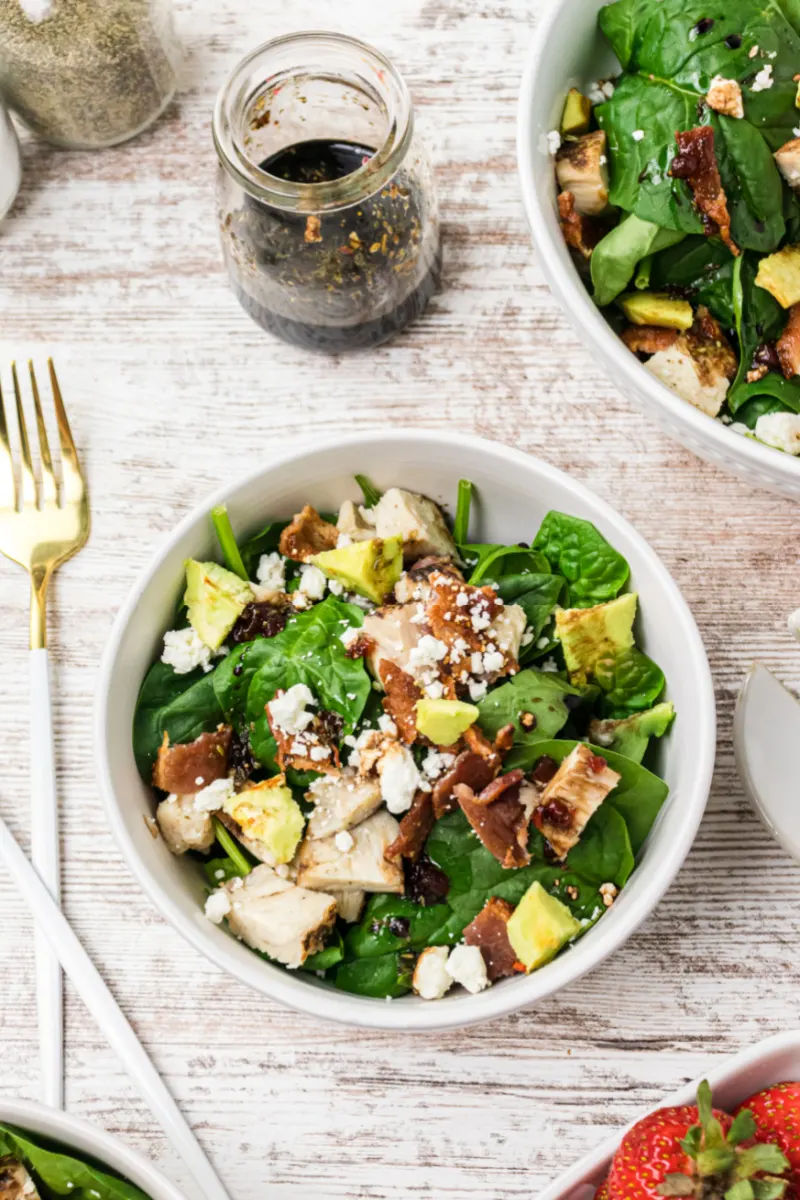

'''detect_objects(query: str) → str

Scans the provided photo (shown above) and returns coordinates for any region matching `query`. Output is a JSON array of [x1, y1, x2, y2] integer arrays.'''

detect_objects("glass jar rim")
[[212, 30, 415, 213]]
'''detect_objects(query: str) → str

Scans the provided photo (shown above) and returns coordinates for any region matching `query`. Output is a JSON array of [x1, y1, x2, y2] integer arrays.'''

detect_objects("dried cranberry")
[[752, 342, 781, 374], [541, 798, 572, 829], [230, 602, 289, 644], [530, 755, 558, 786], [387, 916, 411, 938], [406, 856, 449, 906], [690, 17, 714, 35], [725, 33, 742, 48], [588, 754, 608, 774]]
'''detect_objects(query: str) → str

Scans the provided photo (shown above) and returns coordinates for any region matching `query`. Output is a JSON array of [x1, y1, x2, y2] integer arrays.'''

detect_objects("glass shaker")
[[0, 0, 180, 149], [213, 32, 441, 352]]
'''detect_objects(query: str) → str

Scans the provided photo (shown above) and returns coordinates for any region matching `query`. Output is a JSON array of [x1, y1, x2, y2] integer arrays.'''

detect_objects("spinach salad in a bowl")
[[0, 1124, 151, 1199], [550, 0, 800, 457], [133, 479, 675, 1002]]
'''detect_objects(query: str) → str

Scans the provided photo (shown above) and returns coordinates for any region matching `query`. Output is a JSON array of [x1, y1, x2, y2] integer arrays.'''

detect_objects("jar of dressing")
[[0, 99, 21, 219], [213, 32, 441, 352]]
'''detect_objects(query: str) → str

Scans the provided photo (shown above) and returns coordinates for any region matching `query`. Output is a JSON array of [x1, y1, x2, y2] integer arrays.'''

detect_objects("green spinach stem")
[[211, 504, 248, 580], [213, 817, 252, 876], [354, 474, 382, 509], [453, 478, 473, 544]]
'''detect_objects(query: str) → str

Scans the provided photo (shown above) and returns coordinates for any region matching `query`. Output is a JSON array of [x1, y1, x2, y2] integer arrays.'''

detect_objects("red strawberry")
[[608, 1081, 791, 1200], [735, 1083, 800, 1197], [595, 1181, 610, 1200]]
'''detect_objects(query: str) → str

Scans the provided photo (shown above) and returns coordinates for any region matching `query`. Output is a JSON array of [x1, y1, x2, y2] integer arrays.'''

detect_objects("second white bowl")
[[96, 431, 715, 1031]]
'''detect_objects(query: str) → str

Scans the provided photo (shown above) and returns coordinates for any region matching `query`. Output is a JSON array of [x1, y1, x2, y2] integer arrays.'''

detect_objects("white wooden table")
[[1, 0, 799, 1196]]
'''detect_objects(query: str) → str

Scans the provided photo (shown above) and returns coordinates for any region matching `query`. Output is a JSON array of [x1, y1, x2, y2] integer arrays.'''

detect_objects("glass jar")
[[0, 0, 180, 149], [213, 32, 441, 352]]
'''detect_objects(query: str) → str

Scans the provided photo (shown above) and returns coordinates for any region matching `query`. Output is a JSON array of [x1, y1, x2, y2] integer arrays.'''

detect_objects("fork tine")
[[12, 362, 38, 509], [48, 360, 84, 504], [0, 376, 18, 510], [28, 361, 57, 506]]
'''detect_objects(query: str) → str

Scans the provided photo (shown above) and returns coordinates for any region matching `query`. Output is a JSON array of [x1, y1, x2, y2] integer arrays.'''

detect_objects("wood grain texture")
[[1, 0, 799, 1196]]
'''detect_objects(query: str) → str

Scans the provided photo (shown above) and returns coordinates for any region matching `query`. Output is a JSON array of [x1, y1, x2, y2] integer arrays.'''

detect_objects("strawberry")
[[608, 1081, 791, 1200], [735, 1083, 800, 1197], [595, 1181, 610, 1200]]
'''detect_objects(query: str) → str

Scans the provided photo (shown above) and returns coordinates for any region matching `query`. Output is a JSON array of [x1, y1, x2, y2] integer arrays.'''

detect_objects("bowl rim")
[[95, 429, 716, 1032], [515, 6, 800, 492], [0, 1098, 185, 1199]]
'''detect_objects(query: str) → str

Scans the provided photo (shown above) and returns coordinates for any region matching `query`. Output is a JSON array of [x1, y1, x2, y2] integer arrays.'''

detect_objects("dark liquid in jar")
[[233, 138, 440, 352]]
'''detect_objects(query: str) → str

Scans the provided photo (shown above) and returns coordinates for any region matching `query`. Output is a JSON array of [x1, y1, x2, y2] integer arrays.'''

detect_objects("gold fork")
[[0, 359, 90, 1108]]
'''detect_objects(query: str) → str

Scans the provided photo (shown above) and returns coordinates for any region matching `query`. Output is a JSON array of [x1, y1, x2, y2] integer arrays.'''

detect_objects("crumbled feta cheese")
[[161, 626, 215, 675], [631, 129, 645, 141], [309, 744, 332, 762], [335, 829, 355, 852], [340, 626, 360, 648], [409, 635, 448, 668], [587, 78, 614, 103], [455, 592, 470, 608], [468, 679, 488, 701], [256, 551, 286, 592], [291, 592, 311, 610], [378, 714, 399, 737], [520, 628, 535, 648], [751, 64, 773, 91], [471, 608, 492, 633], [413, 946, 453, 1000], [327, 578, 345, 595], [755, 411, 800, 453], [749, 44, 759, 58], [336, 532, 353, 548], [268, 683, 317, 733], [424, 680, 445, 700], [482, 648, 505, 674], [446, 944, 489, 994], [730, 422, 750, 436], [193, 777, 236, 813], [470, 651, 483, 674], [379, 743, 421, 814], [205, 889, 232, 925], [546, 129, 561, 155], [540, 656, 559, 672], [788, 609, 800, 643], [421, 749, 456, 780], [298, 564, 328, 600]]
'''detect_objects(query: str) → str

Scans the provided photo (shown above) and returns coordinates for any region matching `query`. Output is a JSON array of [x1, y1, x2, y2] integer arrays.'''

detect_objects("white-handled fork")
[[0, 360, 90, 1107]]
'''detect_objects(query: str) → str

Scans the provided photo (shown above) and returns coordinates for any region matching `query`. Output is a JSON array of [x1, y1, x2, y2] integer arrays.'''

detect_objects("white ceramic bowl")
[[539, 1030, 800, 1200], [96, 430, 715, 1031], [0, 1098, 184, 1199], [517, 0, 800, 501]]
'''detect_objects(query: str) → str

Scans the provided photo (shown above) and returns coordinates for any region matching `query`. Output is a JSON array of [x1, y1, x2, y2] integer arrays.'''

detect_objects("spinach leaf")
[[477, 668, 592, 745], [566, 804, 635, 888], [344, 894, 452, 960], [203, 855, 247, 887], [238, 520, 288, 579], [507, 739, 669, 855], [591, 213, 685, 307], [594, 645, 666, 711], [334, 952, 415, 998], [132, 662, 224, 779], [649, 235, 736, 326], [713, 114, 785, 252], [355, 474, 381, 508], [301, 931, 345, 972], [729, 373, 800, 416], [729, 252, 786, 404], [734, 395, 794, 428], [0, 1124, 149, 1200], [468, 544, 551, 583], [533, 511, 630, 606], [245, 597, 371, 766]]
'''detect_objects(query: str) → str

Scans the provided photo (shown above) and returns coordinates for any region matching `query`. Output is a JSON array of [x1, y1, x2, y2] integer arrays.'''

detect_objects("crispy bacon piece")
[[557, 190, 601, 259], [472, 768, 525, 807], [266, 698, 341, 775], [493, 723, 515, 754], [153, 727, 232, 794], [455, 781, 530, 868], [463, 723, 503, 773], [463, 897, 523, 981], [278, 505, 339, 561], [379, 658, 423, 744], [432, 750, 495, 818], [385, 791, 434, 863], [621, 326, 679, 356], [670, 127, 739, 256], [777, 303, 800, 379]]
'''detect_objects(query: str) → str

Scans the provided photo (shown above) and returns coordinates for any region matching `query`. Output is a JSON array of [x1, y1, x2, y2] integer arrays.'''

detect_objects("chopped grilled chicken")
[[555, 132, 610, 215], [427, 571, 519, 681], [413, 946, 453, 1000], [706, 76, 744, 119], [361, 601, 422, 677], [394, 556, 464, 603], [533, 744, 621, 859], [216, 811, 279, 866], [296, 810, 405, 893], [670, 127, 739, 255], [645, 307, 737, 417], [223, 865, 337, 968], [372, 488, 458, 562], [152, 727, 232, 794], [777, 303, 800, 378], [305, 770, 383, 839], [156, 794, 216, 855], [0, 1157, 41, 1199], [278, 505, 339, 561], [621, 326, 679, 356], [490, 603, 527, 662], [557, 190, 601, 259], [337, 499, 376, 542], [332, 890, 366, 923], [775, 137, 800, 192]]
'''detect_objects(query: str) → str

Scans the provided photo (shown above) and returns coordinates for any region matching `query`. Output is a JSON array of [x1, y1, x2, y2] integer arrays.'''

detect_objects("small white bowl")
[[0, 1098, 184, 1199], [95, 430, 715, 1031], [539, 1030, 800, 1200], [517, 0, 800, 500]]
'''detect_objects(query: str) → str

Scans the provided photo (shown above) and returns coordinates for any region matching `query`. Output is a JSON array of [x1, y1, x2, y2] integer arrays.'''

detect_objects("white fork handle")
[[30, 648, 63, 1109]]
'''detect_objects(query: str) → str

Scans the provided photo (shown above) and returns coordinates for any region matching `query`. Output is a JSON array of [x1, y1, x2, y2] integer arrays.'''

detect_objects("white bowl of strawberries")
[[541, 1032, 800, 1200]]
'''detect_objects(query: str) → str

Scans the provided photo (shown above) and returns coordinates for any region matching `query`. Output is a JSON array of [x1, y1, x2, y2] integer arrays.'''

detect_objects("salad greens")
[[0, 1124, 150, 1200], [553, 0, 800, 456], [134, 481, 675, 1001]]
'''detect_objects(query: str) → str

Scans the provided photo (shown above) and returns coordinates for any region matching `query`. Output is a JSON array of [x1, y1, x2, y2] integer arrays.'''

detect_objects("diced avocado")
[[311, 536, 403, 604], [415, 698, 479, 745], [561, 88, 592, 136], [506, 881, 582, 972], [589, 701, 675, 765], [184, 560, 253, 649], [756, 245, 800, 308], [223, 776, 305, 865], [620, 292, 694, 330], [556, 593, 637, 685]]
